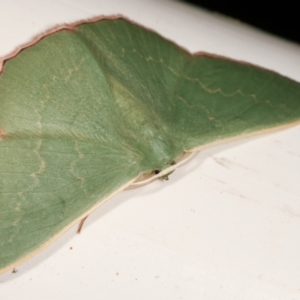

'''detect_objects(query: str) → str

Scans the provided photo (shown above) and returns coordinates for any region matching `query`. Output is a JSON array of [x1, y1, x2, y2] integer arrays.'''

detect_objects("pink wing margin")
[[0, 15, 126, 74]]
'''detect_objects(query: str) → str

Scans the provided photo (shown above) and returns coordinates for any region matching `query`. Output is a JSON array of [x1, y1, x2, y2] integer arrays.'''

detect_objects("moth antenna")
[[173, 151, 199, 168], [127, 151, 199, 190]]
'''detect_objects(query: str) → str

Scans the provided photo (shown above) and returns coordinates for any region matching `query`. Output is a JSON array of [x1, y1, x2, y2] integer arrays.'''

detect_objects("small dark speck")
[[12, 268, 18, 273], [155, 275, 160, 279], [70, 247, 73, 250], [116, 272, 119, 276]]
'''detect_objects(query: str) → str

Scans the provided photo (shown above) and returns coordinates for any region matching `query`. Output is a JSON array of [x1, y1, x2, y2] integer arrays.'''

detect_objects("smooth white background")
[[1, 1, 300, 299]]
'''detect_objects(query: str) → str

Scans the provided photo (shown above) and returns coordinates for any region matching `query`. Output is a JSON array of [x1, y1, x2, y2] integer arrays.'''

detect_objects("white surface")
[[1, 1, 300, 299]]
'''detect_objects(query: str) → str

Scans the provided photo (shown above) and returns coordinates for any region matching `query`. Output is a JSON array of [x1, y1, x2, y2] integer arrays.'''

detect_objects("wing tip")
[[0, 177, 138, 275]]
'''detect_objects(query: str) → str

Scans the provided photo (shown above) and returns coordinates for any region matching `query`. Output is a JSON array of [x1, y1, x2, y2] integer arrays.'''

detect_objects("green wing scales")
[[0, 18, 300, 272]]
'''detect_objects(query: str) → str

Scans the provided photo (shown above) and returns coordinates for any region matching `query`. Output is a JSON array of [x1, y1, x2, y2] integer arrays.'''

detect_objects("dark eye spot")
[[153, 169, 161, 175]]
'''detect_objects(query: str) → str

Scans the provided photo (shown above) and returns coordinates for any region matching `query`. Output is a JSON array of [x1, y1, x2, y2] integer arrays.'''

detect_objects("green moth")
[[0, 16, 300, 274]]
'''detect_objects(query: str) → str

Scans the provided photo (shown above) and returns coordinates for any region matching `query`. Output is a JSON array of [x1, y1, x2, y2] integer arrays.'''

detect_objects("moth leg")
[[77, 215, 89, 234]]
